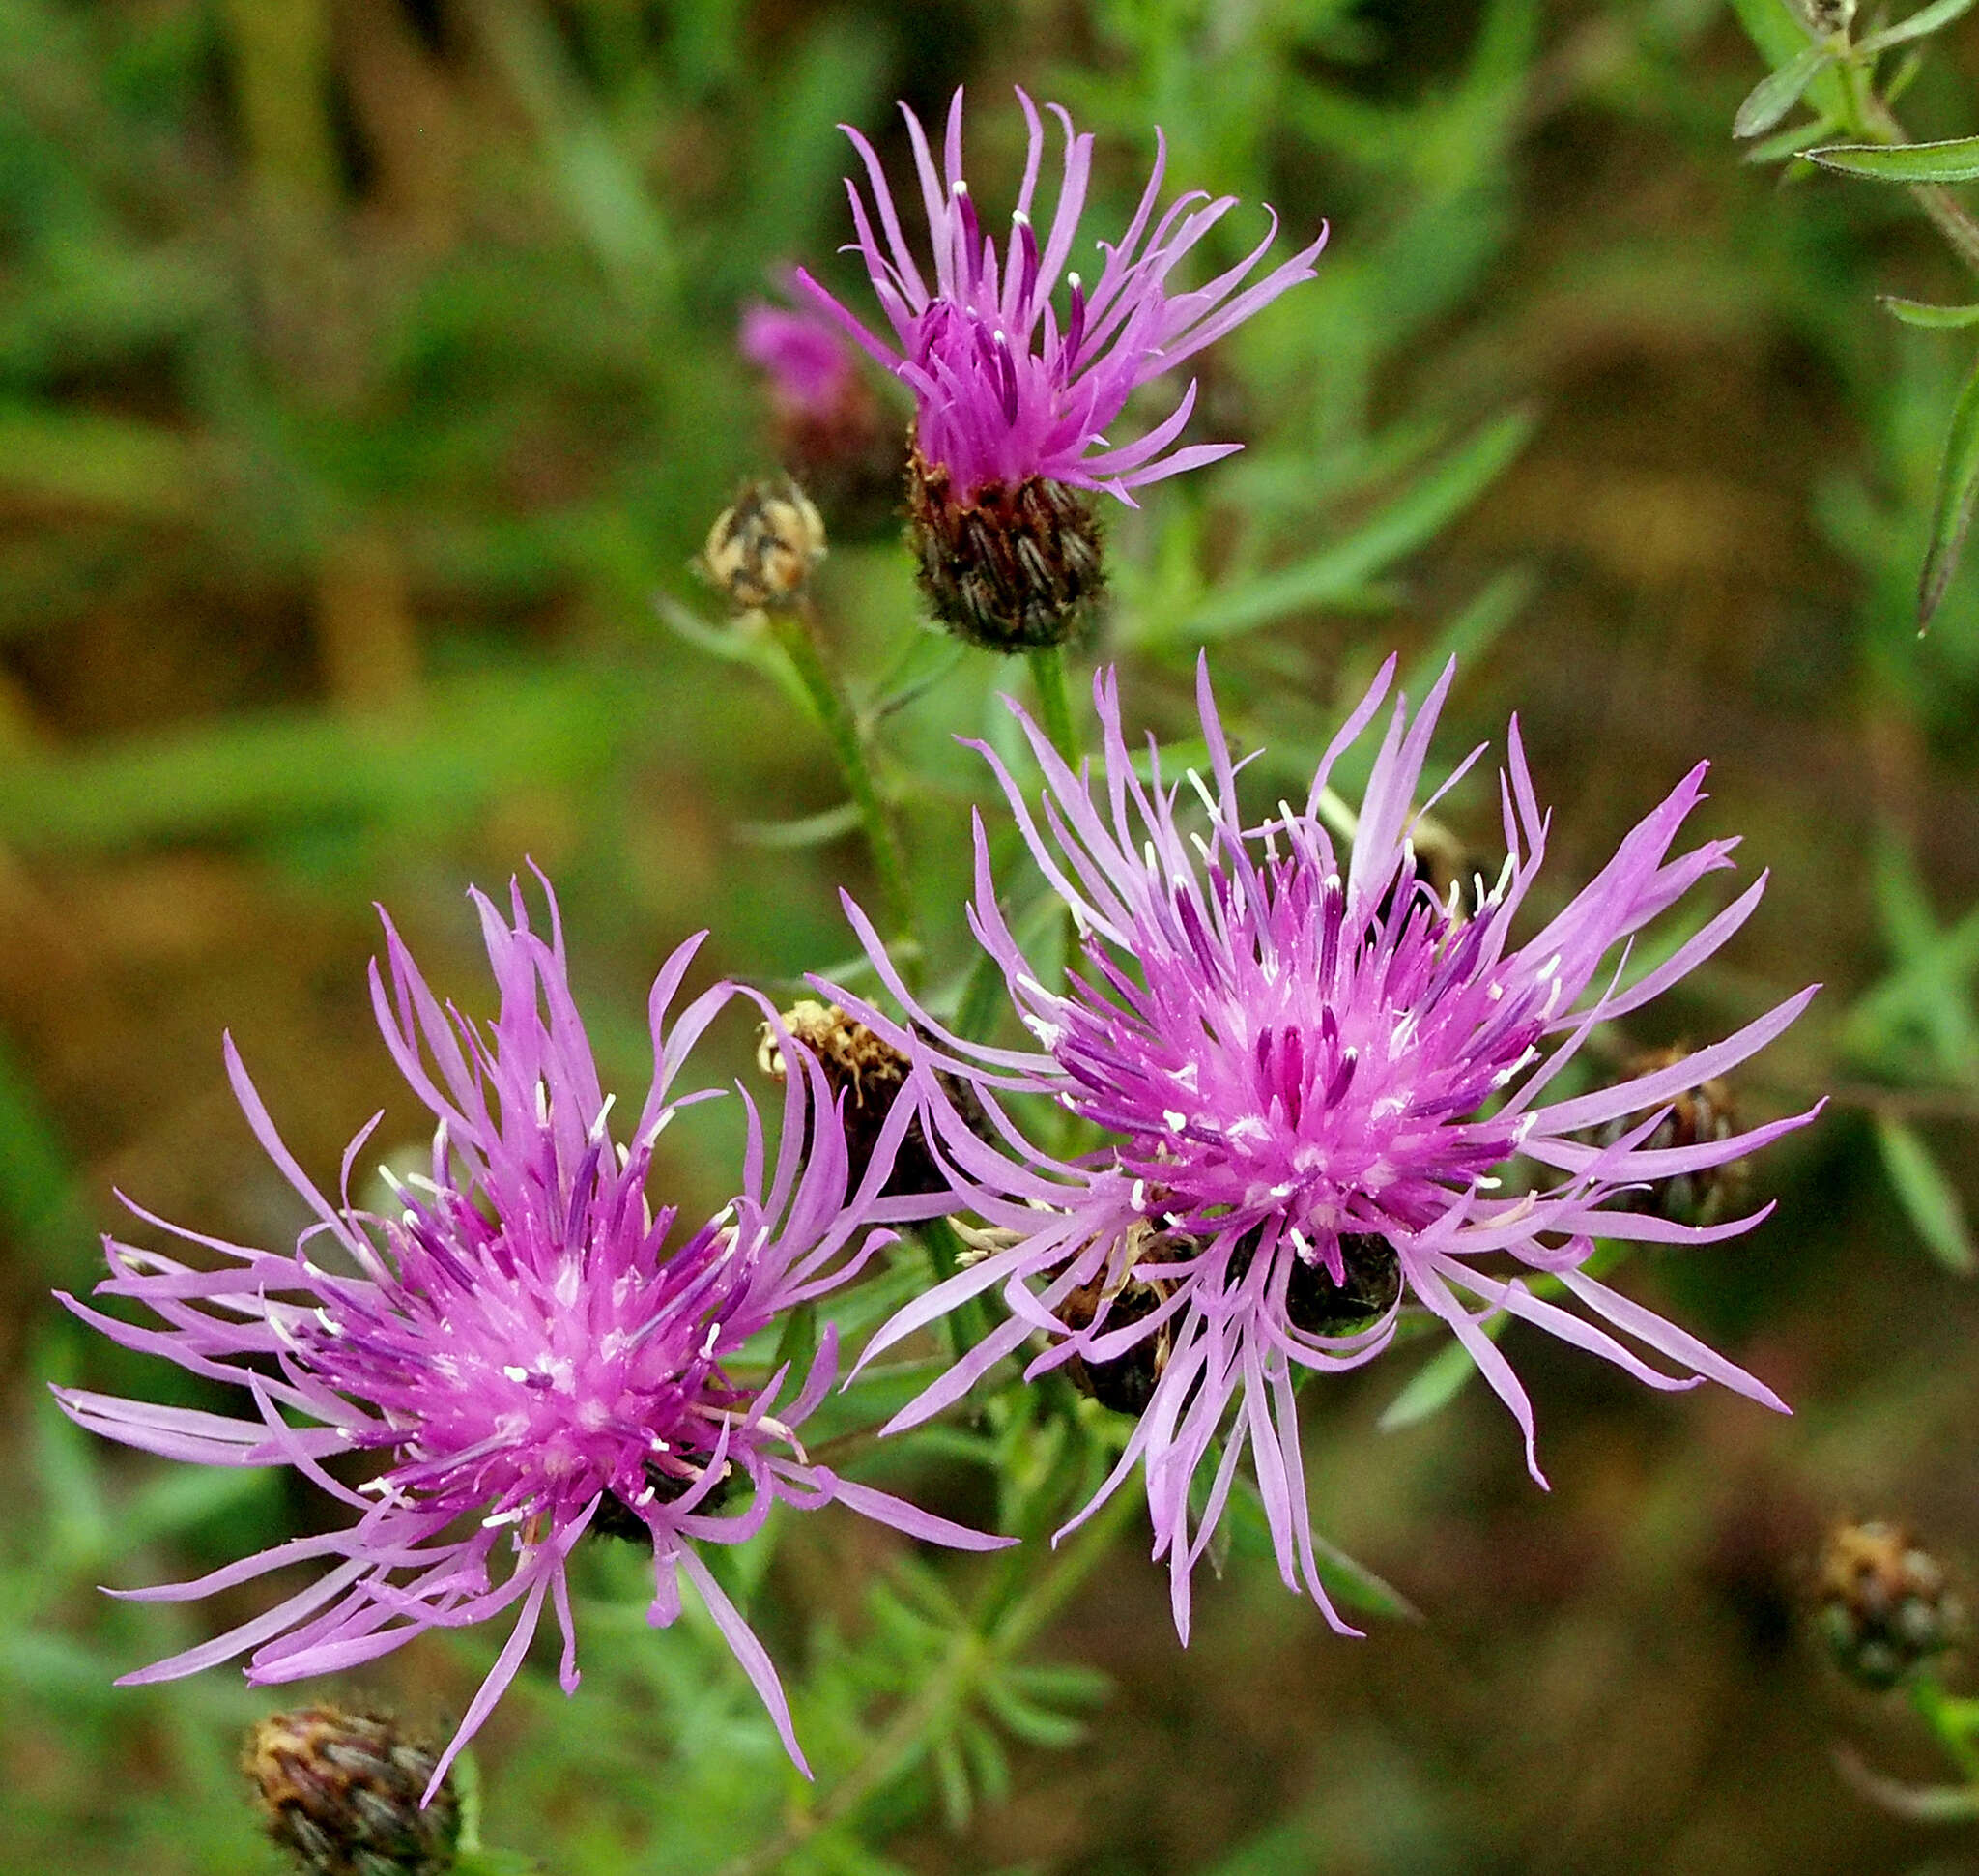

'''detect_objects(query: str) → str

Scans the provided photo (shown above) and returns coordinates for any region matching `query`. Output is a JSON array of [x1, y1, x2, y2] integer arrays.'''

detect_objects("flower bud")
[[1813, 1521, 1962, 1691], [698, 476, 826, 611], [1061, 1256, 1175, 1416], [244, 1705, 459, 1875], [906, 445, 1104, 652], [758, 999, 977, 1198], [1596, 1044, 1746, 1226]]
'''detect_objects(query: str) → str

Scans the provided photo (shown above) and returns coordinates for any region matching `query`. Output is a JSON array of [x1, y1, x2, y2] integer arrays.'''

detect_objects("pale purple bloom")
[[55, 880, 1004, 1796], [829, 659, 1820, 1638], [796, 88, 1327, 503], [740, 301, 860, 418]]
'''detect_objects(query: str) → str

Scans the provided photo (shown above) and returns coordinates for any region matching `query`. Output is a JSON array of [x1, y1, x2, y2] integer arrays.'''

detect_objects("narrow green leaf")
[[1860, 0, 1979, 54], [1378, 1321, 1507, 1430], [732, 802, 864, 849], [122, 1464, 274, 1551], [1733, 43, 1836, 139], [1746, 116, 1842, 165], [1879, 296, 1979, 328], [1182, 412, 1534, 642], [1920, 348, 1979, 625], [1875, 1116, 1977, 1273], [0, 405, 208, 521], [1727, 0, 1821, 66], [932, 1733, 973, 1833], [977, 1681, 1090, 1749], [1402, 565, 1535, 701], [1309, 1534, 1420, 1622], [1809, 136, 1979, 183], [1194, 1820, 1321, 1876]]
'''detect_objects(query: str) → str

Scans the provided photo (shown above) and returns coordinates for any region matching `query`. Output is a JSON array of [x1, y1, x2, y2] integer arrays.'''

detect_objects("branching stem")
[[765, 603, 918, 958], [714, 1486, 1137, 1876]]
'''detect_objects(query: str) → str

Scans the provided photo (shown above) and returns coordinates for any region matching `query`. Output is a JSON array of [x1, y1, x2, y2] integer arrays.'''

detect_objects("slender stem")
[[1865, 99, 1979, 276], [1833, 43, 1979, 276], [765, 604, 917, 955], [1024, 645, 1085, 1002], [1025, 646, 1080, 764], [714, 1486, 1135, 1876], [918, 1216, 989, 1359]]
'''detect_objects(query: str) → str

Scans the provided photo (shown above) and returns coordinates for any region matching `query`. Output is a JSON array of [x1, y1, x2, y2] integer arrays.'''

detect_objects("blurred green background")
[[9, 0, 1979, 1869]]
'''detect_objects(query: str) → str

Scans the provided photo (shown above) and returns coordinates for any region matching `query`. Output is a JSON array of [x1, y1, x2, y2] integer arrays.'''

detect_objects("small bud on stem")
[[1814, 1521, 1963, 1691], [699, 476, 827, 612]]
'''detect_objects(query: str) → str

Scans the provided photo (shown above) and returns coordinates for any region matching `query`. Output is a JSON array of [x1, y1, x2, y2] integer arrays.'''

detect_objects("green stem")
[[1834, 44, 1979, 275], [1025, 646, 1080, 764], [714, 1486, 1135, 1876], [1024, 645, 1085, 1000], [918, 1217, 989, 1360], [765, 605, 917, 956]]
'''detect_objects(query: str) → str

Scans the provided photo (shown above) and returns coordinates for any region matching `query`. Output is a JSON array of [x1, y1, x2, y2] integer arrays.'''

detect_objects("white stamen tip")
[[502, 1365, 530, 1383], [1012, 208, 1031, 225]]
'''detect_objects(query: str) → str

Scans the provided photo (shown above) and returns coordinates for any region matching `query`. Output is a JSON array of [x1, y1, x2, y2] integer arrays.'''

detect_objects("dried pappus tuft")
[[244, 1705, 458, 1876]]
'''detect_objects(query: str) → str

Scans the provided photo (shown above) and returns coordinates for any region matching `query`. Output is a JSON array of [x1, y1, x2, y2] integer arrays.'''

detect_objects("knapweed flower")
[[739, 300, 896, 514], [830, 658, 1819, 1637], [54, 881, 1004, 1795], [797, 89, 1326, 651]]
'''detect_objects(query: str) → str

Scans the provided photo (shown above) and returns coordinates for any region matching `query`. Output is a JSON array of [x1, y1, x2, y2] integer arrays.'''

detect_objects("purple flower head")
[[798, 87, 1325, 502], [796, 88, 1325, 650], [740, 300, 860, 418], [54, 880, 1004, 1797], [828, 660, 1820, 1639]]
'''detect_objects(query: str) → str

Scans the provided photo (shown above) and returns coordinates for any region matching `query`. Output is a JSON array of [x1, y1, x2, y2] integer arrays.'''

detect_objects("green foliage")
[[8, 0, 1979, 1869]]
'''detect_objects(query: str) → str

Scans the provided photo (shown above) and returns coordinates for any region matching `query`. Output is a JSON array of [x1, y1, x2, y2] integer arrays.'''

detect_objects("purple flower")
[[828, 659, 1820, 1638], [796, 88, 1326, 649], [54, 880, 1005, 1796], [740, 301, 861, 419], [799, 87, 1324, 500]]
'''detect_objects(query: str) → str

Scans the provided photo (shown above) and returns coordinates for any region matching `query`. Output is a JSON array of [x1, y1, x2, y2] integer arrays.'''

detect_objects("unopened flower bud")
[[758, 999, 983, 1198], [244, 1705, 459, 1875], [906, 444, 1104, 652], [699, 476, 826, 611], [1595, 1044, 1746, 1226], [1062, 1261, 1174, 1415], [1814, 1521, 1962, 1690]]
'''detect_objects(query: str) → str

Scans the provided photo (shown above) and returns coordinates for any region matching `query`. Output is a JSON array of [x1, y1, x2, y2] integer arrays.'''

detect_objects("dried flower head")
[[700, 476, 827, 610], [55, 879, 1003, 1795], [1815, 1520, 1962, 1690], [244, 1704, 457, 1876], [829, 656, 1819, 1636], [797, 89, 1325, 649]]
